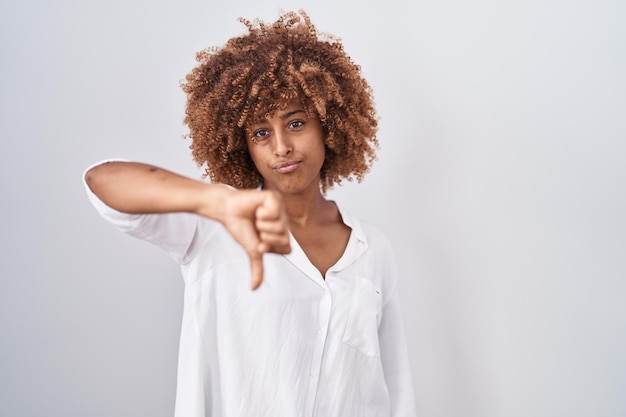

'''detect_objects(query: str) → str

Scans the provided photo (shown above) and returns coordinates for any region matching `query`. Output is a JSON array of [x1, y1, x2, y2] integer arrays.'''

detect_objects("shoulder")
[[337, 206, 400, 303], [338, 205, 393, 249]]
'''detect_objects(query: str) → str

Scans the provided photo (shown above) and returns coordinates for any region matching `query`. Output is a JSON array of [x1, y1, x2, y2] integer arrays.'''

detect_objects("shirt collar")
[[335, 202, 367, 245], [281, 202, 368, 286]]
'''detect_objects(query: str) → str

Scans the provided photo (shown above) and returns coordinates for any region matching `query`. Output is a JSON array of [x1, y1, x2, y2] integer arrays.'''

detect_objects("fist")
[[221, 189, 291, 289]]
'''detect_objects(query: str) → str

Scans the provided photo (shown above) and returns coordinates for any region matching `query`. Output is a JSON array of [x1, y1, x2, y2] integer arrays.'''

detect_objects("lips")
[[273, 160, 301, 174]]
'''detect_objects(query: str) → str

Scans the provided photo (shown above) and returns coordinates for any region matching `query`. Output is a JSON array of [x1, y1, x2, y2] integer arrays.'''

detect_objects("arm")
[[376, 237, 417, 416], [85, 161, 290, 289], [379, 291, 418, 417]]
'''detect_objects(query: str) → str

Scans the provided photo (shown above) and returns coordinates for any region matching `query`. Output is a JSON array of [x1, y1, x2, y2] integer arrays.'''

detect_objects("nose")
[[273, 130, 292, 157]]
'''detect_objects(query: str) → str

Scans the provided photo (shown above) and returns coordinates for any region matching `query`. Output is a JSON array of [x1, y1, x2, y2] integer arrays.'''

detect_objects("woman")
[[85, 10, 416, 417]]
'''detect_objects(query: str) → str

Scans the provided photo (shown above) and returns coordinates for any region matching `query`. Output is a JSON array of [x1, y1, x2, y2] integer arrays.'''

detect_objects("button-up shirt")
[[86, 178, 416, 417]]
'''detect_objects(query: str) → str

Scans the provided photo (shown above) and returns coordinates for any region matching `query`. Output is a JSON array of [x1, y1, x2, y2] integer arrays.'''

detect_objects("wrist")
[[195, 183, 236, 222]]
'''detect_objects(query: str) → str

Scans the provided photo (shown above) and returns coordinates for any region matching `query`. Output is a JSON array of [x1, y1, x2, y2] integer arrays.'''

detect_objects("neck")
[[283, 189, 330, 227]]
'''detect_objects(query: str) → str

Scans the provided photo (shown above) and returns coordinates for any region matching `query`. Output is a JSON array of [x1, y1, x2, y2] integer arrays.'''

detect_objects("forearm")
[[84, 161, 231, 221]]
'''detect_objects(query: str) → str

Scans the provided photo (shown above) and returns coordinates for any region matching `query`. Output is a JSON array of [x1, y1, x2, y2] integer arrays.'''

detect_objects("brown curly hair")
[[181, 10, 378, 192]]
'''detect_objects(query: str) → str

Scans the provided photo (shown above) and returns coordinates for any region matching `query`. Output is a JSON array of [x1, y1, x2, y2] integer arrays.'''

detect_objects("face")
[[245, 100, 326, 196]]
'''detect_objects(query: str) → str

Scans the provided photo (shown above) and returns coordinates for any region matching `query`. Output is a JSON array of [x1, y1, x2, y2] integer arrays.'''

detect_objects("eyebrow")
[[281, 109, 305, 119]]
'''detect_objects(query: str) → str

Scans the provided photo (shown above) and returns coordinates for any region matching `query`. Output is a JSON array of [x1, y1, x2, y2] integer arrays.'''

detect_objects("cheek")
[[314, 138, 327, 162], [246, 146, 268, 172], [244, 140, 258, 160]]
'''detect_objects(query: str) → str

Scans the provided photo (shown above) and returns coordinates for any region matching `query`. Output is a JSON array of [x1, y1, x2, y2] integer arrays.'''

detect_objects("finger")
[[258, 231, 291, 254], [249, 251, 264, 290], [256, 205, 278, 221], [256, 218, 288, 234]]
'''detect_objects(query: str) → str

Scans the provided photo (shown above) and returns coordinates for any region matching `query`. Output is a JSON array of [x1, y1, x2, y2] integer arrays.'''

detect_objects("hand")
[[220, 189, 291, 289]]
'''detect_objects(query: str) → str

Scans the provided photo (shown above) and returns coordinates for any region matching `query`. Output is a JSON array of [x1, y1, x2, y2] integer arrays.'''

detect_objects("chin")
[[266, 179, 310, 195]]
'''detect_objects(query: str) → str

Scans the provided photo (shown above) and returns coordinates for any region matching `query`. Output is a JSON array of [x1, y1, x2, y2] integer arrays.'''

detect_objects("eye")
[[251, 129, 270, 142], [288, 120, 304, 129]]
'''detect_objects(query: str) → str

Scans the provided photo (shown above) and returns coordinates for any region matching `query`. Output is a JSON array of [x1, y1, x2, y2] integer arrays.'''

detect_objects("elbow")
[[84, 161, 117, 191], [84, 168, 96, 188], [84, 163, 105, 189]]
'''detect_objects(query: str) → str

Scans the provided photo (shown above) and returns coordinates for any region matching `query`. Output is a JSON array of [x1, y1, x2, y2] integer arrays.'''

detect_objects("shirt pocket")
[[342, 276, 383, 357]]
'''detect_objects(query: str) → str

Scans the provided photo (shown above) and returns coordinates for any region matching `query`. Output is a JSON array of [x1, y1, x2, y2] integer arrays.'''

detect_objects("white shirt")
[[85, 172, 416, 417]]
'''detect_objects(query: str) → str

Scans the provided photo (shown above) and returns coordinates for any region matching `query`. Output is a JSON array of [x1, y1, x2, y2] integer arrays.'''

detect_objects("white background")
[[1, 0, 624, 416]]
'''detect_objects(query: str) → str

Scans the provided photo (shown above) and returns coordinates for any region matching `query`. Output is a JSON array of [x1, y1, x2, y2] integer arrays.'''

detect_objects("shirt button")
[[317, 328, 325, 336], [310, 370, 318, 377]]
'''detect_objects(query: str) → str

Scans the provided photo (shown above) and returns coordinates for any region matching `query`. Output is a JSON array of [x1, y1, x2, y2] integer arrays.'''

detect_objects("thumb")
[[249, 250, 264, 290]]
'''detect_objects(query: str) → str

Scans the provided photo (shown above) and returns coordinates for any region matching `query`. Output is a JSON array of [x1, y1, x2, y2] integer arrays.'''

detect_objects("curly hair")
[[181, 10, 378, 192]]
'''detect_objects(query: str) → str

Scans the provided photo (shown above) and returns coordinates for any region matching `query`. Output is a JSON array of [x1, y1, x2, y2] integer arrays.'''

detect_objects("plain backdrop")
[[1, 0, 624, 416]]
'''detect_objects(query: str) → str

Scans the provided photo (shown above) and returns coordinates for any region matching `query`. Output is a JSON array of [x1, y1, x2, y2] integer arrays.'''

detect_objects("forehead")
[[247, 98, 307, 125]]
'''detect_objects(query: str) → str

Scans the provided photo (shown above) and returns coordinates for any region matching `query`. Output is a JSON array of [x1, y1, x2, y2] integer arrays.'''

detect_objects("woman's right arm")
[[85, 161, 231, 218], [85, 161, 290, 288]]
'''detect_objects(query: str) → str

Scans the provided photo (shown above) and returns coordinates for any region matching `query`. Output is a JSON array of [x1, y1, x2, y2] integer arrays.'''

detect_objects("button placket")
[[304, 288, 332, 416]]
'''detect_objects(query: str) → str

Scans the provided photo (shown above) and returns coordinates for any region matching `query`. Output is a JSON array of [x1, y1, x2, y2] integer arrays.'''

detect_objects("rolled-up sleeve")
[[83, 160, 218, 265]]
